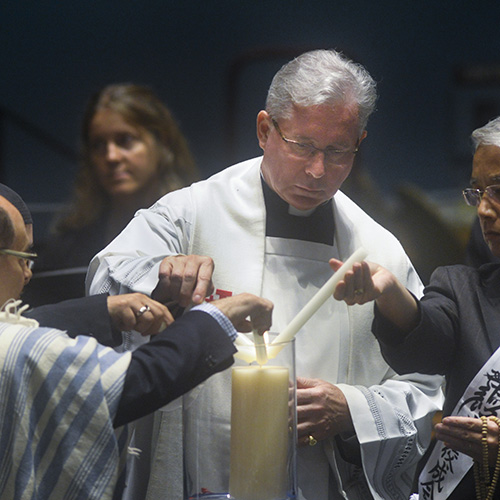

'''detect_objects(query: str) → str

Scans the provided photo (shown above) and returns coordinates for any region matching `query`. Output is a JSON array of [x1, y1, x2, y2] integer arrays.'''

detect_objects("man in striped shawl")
[[0, 190, 273, 499]]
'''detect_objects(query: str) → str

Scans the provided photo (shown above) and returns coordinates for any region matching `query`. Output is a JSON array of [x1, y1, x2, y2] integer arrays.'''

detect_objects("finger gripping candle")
[[269, 247, 368, 353]]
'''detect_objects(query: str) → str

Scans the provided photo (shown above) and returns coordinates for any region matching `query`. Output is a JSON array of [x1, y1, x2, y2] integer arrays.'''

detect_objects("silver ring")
[[354, 288, 364, 296], [136, 305, 151, 317]]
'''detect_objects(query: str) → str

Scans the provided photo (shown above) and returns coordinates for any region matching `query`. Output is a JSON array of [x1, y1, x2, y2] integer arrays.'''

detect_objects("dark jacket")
[[373, 263, 500, 499]]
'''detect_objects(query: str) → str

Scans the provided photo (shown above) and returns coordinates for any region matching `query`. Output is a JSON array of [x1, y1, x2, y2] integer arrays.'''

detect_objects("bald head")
[[0, 184, 32, 225], [0, 196, 26, 243], [0, 206, 15, 249], [0, 195, 33, 306]]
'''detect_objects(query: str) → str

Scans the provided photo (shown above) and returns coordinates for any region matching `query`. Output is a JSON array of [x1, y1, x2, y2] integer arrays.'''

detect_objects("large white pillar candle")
[[229, 366, 290, 500]]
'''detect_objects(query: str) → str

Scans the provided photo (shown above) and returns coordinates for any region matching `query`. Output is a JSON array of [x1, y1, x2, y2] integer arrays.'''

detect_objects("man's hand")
[[211, 293, 273, 335], [296, 376, 354, 446], [152, 255, 215, 307], [107, 293, 174, 336]]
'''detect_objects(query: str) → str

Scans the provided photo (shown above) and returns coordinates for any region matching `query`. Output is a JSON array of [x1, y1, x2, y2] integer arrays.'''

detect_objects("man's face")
[[257, 104, 366, 211], [0, 198, 33, 306]]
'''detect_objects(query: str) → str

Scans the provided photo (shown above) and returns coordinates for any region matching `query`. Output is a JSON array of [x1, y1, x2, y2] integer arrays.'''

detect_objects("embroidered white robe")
[[88, 157, 443, 499]]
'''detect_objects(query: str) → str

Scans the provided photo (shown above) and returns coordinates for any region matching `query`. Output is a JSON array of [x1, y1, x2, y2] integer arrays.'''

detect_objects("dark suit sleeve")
[[372, 267, 459, 375], [114, 310, 236, 427], [25, 294, 121, 346]]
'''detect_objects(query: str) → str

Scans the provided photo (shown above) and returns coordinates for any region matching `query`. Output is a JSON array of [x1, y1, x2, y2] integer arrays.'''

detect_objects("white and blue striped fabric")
[[0, 321, 132, 499]]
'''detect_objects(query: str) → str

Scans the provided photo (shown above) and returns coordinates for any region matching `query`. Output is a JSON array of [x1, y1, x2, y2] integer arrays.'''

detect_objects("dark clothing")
[[262, 178, 334, 245], [26, 293, 121, 346], [374, 264, 500, 416], [465, 217, 500, 268], [35, 216, 107, 272], [373, 263, 500, 499], [115, 310, 236, 427], [31, 216, 108, 306], [26, 297, 235, 428]]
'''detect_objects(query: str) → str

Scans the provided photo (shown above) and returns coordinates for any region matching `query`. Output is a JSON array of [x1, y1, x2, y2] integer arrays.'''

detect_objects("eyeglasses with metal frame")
[[462, 185, 500, 207], [0, 248, 38, 270], [272, 119, 360, 166]]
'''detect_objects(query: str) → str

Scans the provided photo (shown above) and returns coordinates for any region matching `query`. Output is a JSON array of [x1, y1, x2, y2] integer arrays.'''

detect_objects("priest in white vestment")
[[88, 49, 444, 500]]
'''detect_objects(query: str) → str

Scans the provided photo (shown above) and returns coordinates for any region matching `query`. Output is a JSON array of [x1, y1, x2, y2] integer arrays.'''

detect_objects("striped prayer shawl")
[[0, 322, 131, 499]]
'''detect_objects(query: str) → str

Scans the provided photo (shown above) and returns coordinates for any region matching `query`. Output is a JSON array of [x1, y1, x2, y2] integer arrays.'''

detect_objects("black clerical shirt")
[[262, 178, 334, 245]]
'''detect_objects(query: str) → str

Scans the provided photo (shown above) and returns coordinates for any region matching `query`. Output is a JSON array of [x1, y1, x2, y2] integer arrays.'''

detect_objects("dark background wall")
[[1, 1, 500, 251]]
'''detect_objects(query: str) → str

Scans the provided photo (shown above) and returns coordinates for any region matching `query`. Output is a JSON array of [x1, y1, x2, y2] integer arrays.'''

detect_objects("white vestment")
[[88, 157, 443, 500]]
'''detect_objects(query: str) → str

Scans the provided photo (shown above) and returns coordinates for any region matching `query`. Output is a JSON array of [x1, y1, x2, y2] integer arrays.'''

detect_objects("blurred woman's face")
[[88, 108, 160, 199]]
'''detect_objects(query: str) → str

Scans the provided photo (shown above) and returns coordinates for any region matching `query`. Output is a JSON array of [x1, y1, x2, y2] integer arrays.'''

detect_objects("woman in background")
[[36, 83, 199, 271]]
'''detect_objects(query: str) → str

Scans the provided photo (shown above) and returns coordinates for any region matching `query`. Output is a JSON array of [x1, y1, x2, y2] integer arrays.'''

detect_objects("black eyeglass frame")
[[462, 185, 500, 207]]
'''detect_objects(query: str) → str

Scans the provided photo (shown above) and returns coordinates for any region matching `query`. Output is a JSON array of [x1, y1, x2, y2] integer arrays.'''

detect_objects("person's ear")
[[256, 111, 272, 150], [358, 130, 368, 146]]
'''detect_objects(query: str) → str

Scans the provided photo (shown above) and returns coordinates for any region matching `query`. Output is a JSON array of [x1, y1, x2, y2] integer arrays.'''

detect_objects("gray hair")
[[265, 49, 377, 136], [471, 116, 500, 151]]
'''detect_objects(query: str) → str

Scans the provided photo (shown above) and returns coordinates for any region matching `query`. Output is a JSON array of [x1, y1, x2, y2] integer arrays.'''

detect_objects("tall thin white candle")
[[253, 329, 268, 365], [270, 247, 368, 351]]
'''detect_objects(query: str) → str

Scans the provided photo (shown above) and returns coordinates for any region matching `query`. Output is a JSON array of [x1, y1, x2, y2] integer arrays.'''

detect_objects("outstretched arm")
[[114, 293, 273, 427], [331, 259, 419, 333]]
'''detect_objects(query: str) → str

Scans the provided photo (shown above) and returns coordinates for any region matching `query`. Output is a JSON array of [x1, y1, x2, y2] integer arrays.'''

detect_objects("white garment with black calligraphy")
[[418, 344, 500, 499]]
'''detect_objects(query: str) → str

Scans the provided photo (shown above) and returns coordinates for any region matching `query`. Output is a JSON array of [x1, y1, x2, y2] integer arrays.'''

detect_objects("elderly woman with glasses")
[[332, 116, 500, 499]]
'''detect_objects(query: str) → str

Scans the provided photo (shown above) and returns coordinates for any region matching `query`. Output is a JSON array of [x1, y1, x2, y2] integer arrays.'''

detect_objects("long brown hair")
[[58, 83, 199, 230]]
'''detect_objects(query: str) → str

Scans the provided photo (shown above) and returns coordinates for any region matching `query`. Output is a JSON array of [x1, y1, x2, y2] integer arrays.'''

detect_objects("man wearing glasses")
[[0, 248, 37, 269], [0, 182, 174, 342], [0, 187, 273, 499], [88, 49, 443, 499]]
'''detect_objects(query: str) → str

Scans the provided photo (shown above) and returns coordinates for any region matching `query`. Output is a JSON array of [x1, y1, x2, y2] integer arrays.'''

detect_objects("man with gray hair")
[[88, 49, 443, 499]]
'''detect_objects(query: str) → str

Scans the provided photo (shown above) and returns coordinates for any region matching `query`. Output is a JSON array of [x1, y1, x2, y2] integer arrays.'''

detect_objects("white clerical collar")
[[287, 205, 317, 217], [259, 171, 329, 218]]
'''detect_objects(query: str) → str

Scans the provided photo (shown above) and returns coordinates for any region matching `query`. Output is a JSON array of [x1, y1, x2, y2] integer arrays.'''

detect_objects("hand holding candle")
[[269, 247, 368, 353], [234, 247, 368, 363]]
